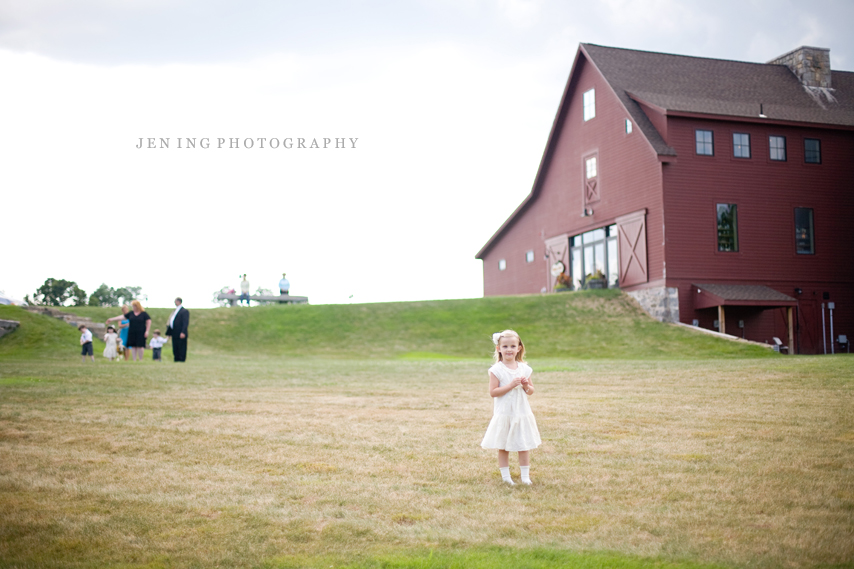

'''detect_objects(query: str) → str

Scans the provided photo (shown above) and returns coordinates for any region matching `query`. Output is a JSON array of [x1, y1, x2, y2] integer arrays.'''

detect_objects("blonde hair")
[[492, 329, 526, 363], [131, 300, 144, 312]]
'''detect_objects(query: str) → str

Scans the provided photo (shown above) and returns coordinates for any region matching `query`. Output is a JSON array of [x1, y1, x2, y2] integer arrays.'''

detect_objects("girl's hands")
[[521, 376, 534, 395], [509, 378, 523, 389]]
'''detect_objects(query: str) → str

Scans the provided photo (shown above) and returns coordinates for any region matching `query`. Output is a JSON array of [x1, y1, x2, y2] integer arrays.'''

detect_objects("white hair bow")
[[492, 332, 502, 345]]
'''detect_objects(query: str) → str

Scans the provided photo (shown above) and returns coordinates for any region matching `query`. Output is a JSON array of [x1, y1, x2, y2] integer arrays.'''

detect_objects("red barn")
[[476, 44, 854, 355]]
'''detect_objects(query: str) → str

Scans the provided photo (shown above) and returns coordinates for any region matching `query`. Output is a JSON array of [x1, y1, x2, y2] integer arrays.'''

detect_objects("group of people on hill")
[[237, 273, 290, 305], [78, 297, 190, 363]]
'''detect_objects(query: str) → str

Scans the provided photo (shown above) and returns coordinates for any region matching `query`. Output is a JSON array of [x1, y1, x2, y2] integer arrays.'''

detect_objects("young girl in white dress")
[[481, 329, 541, 485], [103, 326, 119, 361]]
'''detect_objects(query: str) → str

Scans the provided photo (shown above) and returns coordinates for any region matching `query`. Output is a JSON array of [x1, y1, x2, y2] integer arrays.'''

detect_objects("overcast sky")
[[2, 0, 852, 308]]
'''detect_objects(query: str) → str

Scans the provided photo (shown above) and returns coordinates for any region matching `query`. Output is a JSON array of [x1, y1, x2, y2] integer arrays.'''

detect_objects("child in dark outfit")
[[79, 325, 95, 363]]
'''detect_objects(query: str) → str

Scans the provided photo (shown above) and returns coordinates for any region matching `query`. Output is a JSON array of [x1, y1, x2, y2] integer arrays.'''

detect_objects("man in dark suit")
[[166, 297, 190, 362]]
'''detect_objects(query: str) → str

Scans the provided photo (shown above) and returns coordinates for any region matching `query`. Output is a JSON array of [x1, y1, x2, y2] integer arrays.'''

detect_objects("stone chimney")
[[769, 46, 832, 89]]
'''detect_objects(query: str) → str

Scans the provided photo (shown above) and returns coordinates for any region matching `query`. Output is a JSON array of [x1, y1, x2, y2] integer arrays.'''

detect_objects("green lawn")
[[13, 290, 776, 360], [1, 295, 850, 568]]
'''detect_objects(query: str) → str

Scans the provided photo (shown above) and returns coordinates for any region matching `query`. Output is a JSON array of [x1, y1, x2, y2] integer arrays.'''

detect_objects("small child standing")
[[79, 325, 95, 363], [103, 326, 119, 361], [481, 329, 541, 485], [149, 329, 169, 362]]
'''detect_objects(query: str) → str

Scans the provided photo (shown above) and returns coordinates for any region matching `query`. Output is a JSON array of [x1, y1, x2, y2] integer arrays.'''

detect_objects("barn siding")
[[480, 47, 854, 355], [482, 55, 664, 296], [662, 117, 854, 352]]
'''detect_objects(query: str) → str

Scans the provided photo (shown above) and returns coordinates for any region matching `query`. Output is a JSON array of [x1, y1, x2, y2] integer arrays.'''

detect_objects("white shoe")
[[503, 479, 515, 486], [521, 479, 532, 485]]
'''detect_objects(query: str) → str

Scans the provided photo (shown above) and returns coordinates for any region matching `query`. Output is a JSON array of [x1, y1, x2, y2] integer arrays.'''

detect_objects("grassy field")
[[1, 295, 851, 568], [13, 290, 776, 360]]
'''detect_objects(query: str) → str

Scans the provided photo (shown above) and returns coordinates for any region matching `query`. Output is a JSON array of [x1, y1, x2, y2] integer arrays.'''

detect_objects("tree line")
[[26, 278, 145, 307]]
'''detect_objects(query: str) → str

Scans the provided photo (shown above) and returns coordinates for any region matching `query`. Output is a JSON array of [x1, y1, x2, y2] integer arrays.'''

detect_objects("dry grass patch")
[[0, 356, 852, 568]]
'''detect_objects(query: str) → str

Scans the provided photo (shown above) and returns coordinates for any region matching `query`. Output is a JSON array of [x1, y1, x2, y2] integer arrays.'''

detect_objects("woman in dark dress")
[[107, 300, 151, 362]]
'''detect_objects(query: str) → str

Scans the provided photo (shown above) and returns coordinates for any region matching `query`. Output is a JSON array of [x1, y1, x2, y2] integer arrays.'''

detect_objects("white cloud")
[[497, 0, 543, 28]]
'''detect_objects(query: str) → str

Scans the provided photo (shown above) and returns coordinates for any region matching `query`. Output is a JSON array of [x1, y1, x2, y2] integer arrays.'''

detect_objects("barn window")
[[716, 204, 739, 252], [625, 119, 633, 133], [794, 208, 814, 254], [583, 89, 595, 121], [696, 130, 714, 155], [498, 259, 506, 271], [733, 133, 750, 158], [583, 153, 600, 204], [804, 139, 821, 164], [585, 156, 597, 179], [769, 136, 786, 161], [525, 250, 535, 263], [568, 225, 619, 289]]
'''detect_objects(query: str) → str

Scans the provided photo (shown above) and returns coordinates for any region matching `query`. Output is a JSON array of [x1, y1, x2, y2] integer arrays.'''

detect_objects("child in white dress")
[[103, 326, 119, 361], [481, 329, 541, 485]]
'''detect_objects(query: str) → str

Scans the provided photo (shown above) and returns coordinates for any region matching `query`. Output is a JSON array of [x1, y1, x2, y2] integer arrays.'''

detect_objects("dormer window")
[[583, 89, 595, 121]]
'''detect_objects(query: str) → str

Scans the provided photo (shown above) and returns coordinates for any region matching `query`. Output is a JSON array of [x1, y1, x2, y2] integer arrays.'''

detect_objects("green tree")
[[90, 283, 118, 307], [114, 286, 145, 306], [32, 278, 87, 306]]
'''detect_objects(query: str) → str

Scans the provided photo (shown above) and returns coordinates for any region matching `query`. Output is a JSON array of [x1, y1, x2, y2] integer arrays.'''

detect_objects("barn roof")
[[476, 43, 854, 259], [583, 43, 854, 158]]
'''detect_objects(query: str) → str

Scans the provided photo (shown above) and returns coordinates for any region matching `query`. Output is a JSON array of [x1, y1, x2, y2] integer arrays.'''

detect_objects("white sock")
[[520, 465, 531, 484], [499, 466, 514, 485]]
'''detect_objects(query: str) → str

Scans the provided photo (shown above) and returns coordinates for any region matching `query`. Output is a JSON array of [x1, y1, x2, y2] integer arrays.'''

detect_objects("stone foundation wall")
[[627, 286, 680, 323]]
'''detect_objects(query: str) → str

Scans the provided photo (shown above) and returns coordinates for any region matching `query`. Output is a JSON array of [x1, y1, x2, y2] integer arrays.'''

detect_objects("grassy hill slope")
[[0, 305, 83, 358], [50, 290, 775, 359]]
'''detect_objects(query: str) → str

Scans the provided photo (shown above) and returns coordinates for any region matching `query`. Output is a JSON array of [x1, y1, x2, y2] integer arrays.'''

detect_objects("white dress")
[[481, 361, 541, 452], [103, 333, 118, 359]]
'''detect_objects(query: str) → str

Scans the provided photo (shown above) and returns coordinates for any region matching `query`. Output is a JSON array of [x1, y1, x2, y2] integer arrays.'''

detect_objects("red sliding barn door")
[[544, 234, 569, 292], [616, 210, 648, 287]]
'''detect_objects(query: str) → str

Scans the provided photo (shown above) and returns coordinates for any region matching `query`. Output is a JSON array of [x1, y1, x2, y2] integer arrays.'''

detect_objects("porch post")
[[787, 306, 795, 355], [718, 305, 726, 335]]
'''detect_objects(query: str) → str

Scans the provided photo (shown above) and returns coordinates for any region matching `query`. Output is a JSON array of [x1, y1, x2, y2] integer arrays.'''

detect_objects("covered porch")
[[693, 284, 798, 354]]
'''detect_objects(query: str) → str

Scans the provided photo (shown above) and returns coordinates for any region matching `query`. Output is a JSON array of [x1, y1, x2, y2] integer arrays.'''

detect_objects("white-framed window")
[[583, 89, 595, 121], [498, 259, 506, 271], [625, 119, 632, 133], [568, 225, 619, 289], [525, 250, 534, 263], [585, 156, 598, 179]]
